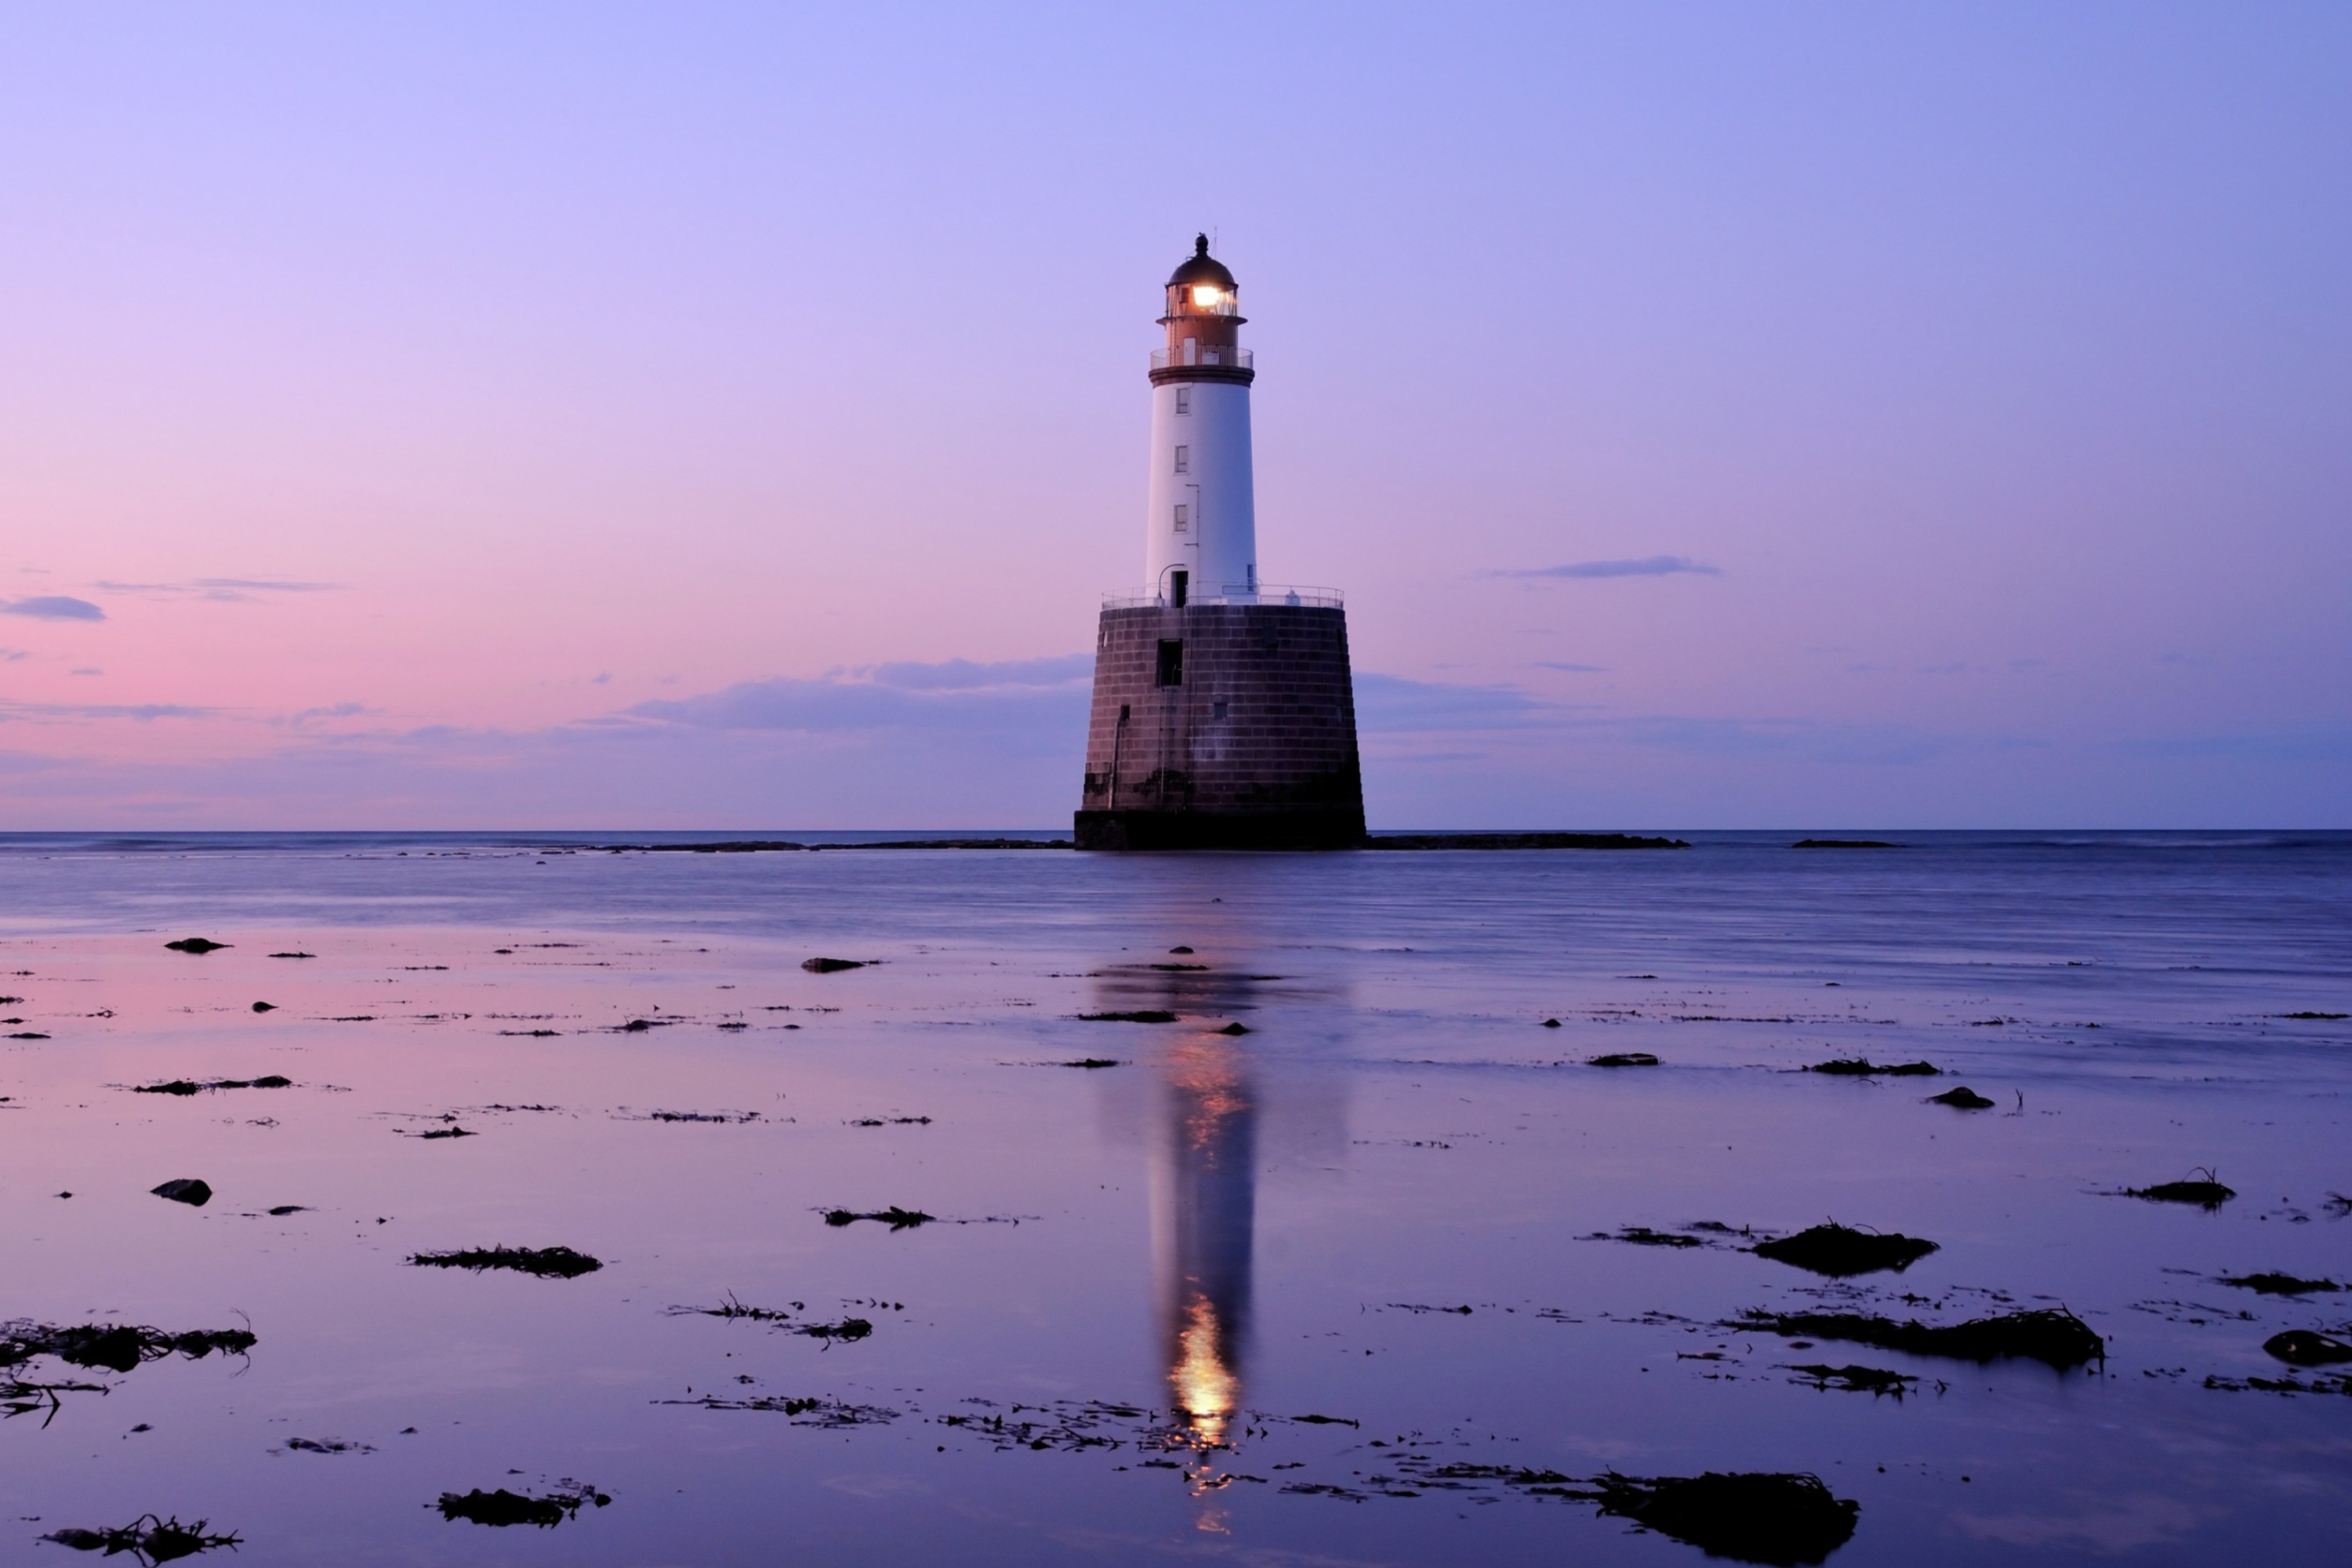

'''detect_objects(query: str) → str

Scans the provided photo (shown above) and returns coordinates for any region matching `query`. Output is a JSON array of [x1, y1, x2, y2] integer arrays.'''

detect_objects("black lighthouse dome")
[[1167, 234, 1237, 291], [1163, 234, 1242, 323]]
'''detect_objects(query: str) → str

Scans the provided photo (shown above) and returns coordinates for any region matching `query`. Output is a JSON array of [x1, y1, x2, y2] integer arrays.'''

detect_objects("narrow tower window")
[[1174, 387, 1191, 415], [1174, 445, 1189, 474], [1173, 504, 1188, 532], [1156, 639, 1184, 687]]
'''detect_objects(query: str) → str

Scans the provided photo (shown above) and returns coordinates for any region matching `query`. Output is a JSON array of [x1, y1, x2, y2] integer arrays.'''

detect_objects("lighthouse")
[[1074, 238, 1365, 850]]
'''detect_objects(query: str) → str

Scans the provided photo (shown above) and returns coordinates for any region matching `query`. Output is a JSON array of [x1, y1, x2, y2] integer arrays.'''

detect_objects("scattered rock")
[[2264, 1330, 2352, 1366], [43, 1515, 241, 1560], [2123, 1169, 2237, 1209], [266, 1205, 309, 1216], [1541, 1018, 1562, 1028], [250, 1002, 277, 1013], [435, 1481, 609, 1528], [1060, 1058, 1121, 1068], [414, 1125, 474, 1140], [1076, 1010, 1177, 1023], [822, 1207, 933, 1231], [2220, 1273, 2341, 1297], [1214, 1022, 1252, 1036], [267, 951, 315, 959], [1805, 1058, 1939, 1076], [2279, 1011, 2349, 1020], [1588, 1052, 1659, 1067], [1926, 1087, 1995, 1109], [151, 1178, 213, 1206], [1589, 1471, 1859, 1566], [163, 938, 230, 954], [801, 957, 866, 973], [1793, 839, 1900, 849], [1740, 1306, 2103, 1371], [284, 1437, 373, 1454], [661, 1392, 898, 1424], [1752, 1224, 1939, 1277], [1169, 946, 1194, 954], [408, 1245, 602, 1278]]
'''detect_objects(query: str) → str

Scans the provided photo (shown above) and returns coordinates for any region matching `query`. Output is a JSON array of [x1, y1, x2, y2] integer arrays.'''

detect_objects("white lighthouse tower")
[[1145, 236, 1256, 607], [1074, 238, 1364, 850]]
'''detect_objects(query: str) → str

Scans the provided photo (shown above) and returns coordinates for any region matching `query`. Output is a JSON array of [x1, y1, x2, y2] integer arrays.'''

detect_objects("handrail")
[[1148, 345, 1254, 372], [1101, 584, 1343, 611]]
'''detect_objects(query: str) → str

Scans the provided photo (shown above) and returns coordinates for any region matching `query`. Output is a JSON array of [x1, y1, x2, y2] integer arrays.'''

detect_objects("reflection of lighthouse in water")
[[1152, 1034, 1256, 1459]]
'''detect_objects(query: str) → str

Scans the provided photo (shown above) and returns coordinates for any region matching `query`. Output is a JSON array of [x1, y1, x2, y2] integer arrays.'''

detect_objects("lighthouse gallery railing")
[[1102, 584, 1343, 611]]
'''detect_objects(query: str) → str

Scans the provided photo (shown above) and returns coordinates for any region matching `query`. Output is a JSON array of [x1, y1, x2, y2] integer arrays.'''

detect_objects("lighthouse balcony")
[[1102, 584, 1343, 611], [1149, 345, 1253, 372]]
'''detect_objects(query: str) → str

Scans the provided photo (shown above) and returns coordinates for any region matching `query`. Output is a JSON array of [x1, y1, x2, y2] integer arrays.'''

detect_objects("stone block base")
[[1073, 808, 1365, 852]]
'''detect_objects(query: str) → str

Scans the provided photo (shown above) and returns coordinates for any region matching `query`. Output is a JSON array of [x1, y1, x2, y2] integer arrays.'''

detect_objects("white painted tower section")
[[1145, 379, 1256, 601]]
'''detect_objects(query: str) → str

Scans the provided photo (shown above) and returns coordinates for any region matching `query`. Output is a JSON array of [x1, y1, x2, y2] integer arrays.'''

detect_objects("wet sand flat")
[[1, 832, 2347, 1565]]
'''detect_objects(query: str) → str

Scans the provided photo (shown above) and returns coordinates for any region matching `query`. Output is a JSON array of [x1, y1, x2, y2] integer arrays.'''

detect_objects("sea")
[[0, 831, 2346, 1566]]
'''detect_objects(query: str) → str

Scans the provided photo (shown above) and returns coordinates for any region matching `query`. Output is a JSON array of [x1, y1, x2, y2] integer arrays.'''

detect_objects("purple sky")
[[2, 3, 2346, 828]]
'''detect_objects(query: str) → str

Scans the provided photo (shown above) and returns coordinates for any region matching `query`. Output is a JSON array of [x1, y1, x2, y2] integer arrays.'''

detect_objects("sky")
[[2, 2, 2346, 829]]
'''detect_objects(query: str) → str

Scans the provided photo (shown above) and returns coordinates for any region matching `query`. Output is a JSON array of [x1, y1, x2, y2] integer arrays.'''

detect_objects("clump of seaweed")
[[1059, 1058, 1121, 1069], [44, 1514, 241, 1561], [1751, 1223, 1939, 1278], [435, 1481, 609, 1527], [1588, 1471, 1860, 1565], [408, 1246, 602, 1278], [1739, 1306, 2104, 1371], [132, 1076, 292, 1096], [2, 1320, 255, 1376], [659, 1393, 898, 1426], [1926, 1086, 1995, 1109], [1804, 1058, 1939, 1076], [284, 1437, 373, 1454], [1588, 1053, 1659, 1067], [2220, 1273, 2341, 1297], [2264, 1330, 2352, 1366], [1783, 1363, 1922, 1397], [821, 1207, 933, 1231], [2123, 1167, 2237, 1209], [800, 957, 866, 973], [1076, 1010, 1177, 1023], [1589, 1227, 1705, 1249]]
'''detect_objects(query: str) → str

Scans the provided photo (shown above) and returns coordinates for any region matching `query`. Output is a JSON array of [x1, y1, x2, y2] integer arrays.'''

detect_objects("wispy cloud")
[[1354, 673, 1561, 732], [0, 699, 214, 723], [857, 653, 1094, 690], [1494, 556, 1721, 580], [2, 595, 106, 621], [94, 578, 341, 604], [1534, 661, 1606, 672]]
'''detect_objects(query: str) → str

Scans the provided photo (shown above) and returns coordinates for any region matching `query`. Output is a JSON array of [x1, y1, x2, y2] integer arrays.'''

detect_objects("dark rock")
[[43, 1515, 241, 1559], [1926, 1087, 1995, 1108], [1214, 1022, 1252, 1036], [151, 1178, 212, 1206], [408, 1245, 602, 1278], [1805, 1058, 1939, 1076], [1061, 1058, 1121, 1068], [1588, 1052, 1659, 1067], [1590, 1471, 1859, 1566], [1752, 1223, 1939, 1277], [1591, 1226, 1704, 1249], [251, 1002, 277, 1013], [2265, 1330, 2352, 1366], [1169, 946, 1195, 954], [163, 938, 229, 954], [435, 1483, 608, 1528], [2123, 1169, 2237, 1209], [1792, 840, 1900, 849], [1365, 833, 1690, 850], [1740, 1306, 2104, 1371], [801, 957, 866, 973], [1076, 1010, 1177, 1022], [821, 1206, 933, 1231], [1541, 1018, 1563, 1028], [2220, 1273, 2341, 1297]]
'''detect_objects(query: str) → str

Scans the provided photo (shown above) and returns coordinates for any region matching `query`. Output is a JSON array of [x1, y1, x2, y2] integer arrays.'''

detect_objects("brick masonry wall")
[[1078, 604, 1363, 819]]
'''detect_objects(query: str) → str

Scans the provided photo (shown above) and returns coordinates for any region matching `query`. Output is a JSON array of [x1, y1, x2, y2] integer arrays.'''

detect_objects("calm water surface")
[[1, 832, 2347, 1565]]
